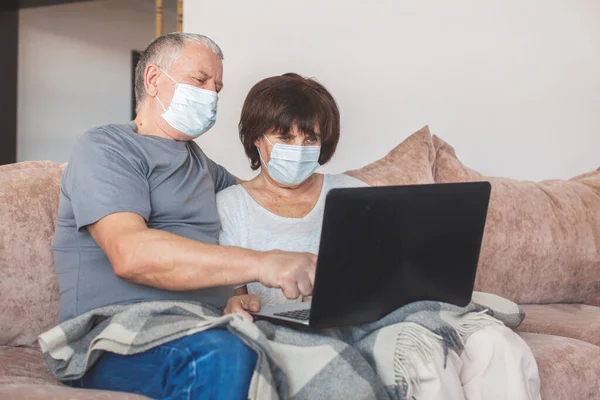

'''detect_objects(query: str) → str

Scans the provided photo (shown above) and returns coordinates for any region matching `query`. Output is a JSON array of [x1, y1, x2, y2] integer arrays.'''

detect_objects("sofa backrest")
[[432, 135, 600, 304], [346, 126, 600, 304], [0, 162, 64, 346]]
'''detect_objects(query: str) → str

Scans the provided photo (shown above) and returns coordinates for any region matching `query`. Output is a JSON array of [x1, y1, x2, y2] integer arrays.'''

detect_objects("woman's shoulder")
[[216, 183, 245, 202], [216, 184, 249, 219], [324, 173, 369, 189]]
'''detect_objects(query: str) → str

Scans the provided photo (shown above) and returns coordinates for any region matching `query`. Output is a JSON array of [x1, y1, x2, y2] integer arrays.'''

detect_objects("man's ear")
[[145, 64, 161, 97]]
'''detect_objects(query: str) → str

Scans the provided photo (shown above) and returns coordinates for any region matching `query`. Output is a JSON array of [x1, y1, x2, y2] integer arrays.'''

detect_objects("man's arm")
[[88, 212, 316, 297]]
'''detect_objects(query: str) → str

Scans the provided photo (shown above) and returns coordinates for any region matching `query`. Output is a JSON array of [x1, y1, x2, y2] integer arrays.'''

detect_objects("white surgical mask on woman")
[[155, 68, 218, 138], [257, 135, 321, 186]]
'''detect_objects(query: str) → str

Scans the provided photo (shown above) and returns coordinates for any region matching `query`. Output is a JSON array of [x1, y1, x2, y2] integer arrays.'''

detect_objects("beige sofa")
[[1, 130, 599, 399]]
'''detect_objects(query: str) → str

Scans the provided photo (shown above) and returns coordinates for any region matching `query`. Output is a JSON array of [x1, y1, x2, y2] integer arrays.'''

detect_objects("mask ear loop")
[[159, 68, 179, 85], [156, 67, 179, 112], [256, 144, 268, 168], [156, 96, 167, 112], [263, 134, 275, 146], [256, 135, 275, 168]]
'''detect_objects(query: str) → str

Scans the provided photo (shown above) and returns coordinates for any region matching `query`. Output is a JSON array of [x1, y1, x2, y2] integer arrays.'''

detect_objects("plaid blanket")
[[39, 292, 524, 400]]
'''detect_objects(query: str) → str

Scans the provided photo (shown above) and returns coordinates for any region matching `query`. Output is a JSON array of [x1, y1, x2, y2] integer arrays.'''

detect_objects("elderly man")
[[52, 32, 316, 398]]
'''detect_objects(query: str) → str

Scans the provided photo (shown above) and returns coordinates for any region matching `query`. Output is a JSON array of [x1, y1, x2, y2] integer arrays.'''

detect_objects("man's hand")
[[224, 294, 261, 321], [258, 251, 317, 300]]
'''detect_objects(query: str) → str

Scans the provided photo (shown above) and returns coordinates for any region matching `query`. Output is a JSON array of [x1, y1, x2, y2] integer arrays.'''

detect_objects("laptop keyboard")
[[274, 309, 311, 321]]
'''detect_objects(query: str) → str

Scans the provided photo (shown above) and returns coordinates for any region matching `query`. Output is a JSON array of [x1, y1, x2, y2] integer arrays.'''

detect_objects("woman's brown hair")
[[239, 73, 340, 170]]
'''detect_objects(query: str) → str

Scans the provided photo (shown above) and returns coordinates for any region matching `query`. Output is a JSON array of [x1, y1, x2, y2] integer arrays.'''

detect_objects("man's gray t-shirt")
[[53, 122, 236, 322]]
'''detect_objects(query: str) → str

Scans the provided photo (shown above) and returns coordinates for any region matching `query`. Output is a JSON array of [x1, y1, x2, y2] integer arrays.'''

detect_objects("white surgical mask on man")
[[155, 68, 218, 138], [257, 135, 321, 186]]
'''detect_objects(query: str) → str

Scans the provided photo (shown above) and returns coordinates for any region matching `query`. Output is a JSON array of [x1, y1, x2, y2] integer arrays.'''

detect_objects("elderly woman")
[[217, 73, 540, 400]]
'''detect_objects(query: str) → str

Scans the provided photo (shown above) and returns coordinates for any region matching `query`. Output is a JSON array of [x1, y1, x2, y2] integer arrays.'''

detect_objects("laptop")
[[252, 182, 491, 329]]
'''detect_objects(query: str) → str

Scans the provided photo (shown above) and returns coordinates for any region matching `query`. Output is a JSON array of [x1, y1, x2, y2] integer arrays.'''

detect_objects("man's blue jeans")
[[67, 329, 257, 400]]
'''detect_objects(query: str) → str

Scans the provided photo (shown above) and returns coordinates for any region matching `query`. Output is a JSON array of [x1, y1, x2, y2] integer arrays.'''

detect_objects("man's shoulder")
[[64, 123, 148, 182], [72, 123, 146, 164], [79, 123, 137, 147]]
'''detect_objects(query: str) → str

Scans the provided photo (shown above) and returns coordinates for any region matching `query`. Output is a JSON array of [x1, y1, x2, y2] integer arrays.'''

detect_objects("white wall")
[[185, 0, 600, 181], [18, 0, 176, 162]]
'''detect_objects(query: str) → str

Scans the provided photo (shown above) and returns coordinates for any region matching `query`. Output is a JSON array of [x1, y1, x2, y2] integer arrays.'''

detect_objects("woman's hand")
[[224, 294, 262, 321]]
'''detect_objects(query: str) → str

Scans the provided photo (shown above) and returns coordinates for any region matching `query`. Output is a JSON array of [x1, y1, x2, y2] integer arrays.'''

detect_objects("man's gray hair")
[[134, 32, 224, 111]]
